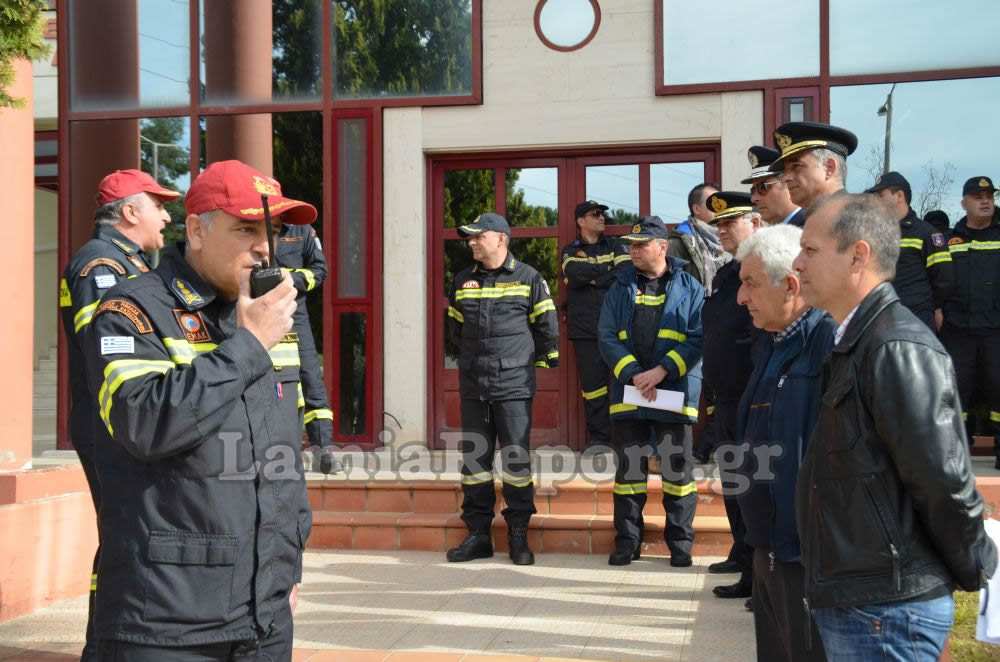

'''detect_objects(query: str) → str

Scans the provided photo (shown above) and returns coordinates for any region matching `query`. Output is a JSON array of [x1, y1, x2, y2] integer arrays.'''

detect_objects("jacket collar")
[[831, 282, 898, 353], [473, 252, 518, 274], [157, 243, 218, 310], [900, 207, 918, 227], [953, 213, 1000, 237], [616, 255, 688, 285], [96, 225, 143, 257]]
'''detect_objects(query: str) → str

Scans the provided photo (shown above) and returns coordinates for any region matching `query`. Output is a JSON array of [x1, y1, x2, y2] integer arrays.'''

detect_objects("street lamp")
[[876, 83, 896, 175]]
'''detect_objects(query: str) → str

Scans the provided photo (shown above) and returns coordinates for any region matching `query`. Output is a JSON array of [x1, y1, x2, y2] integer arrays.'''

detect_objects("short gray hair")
[[196, 209, 218, 230], [735, 224, 803, 286], [94, 192, 144, 226], [824, 193, 900, 279], [813, 147, 847, 186]]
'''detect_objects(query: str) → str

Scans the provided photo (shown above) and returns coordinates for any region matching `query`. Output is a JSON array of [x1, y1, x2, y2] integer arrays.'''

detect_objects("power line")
[[140, 67, 188, 84], [139, 32, 187, 49]]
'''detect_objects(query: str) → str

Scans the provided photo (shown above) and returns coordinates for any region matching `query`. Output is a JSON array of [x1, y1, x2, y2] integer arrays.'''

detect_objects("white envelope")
[[623, 385, 687, 413]]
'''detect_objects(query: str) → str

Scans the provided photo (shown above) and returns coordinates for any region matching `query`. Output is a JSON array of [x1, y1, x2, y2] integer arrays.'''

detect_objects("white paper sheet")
[[976, 518, 1000, 643], [622, 385, 687, 413]]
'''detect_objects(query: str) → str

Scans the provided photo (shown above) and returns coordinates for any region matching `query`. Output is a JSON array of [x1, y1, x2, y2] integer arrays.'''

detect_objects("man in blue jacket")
[[598, 216, 704, 567], [734, 224, 833, 661]]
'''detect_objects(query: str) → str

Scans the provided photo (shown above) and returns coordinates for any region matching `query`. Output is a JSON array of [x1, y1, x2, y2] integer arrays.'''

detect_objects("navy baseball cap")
[[865, 171, 911, 199], [963, 176, 997, 196], [622, 216, 669, 241], [574, 200, 609, 218], [457, 212, 511, 237]]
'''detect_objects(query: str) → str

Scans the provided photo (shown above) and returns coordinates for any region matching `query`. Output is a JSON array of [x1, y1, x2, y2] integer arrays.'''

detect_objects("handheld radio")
[[249, 194, 283, 298]]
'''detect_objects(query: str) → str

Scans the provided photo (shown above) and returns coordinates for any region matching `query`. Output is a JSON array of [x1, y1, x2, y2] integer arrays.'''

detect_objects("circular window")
[[535, 0, 601, 52]]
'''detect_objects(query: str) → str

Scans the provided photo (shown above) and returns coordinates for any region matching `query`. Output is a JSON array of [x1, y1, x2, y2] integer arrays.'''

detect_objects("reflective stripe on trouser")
[[940, 326, 1000, 447], [611, 420, 695, 553], [459, 398, 537, 532], [295, 312, 334, 447], [573, 339, 610, 444], [74, 439, 100, 662]]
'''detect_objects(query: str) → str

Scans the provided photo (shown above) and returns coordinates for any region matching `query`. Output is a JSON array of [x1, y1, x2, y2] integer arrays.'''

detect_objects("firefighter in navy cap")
[[60, 168, 180, 662], [560, 200, 630, 447], [700, 193, 762, 600], [941, 176, 1000, 466], [83, 160, 312, 659], [742, 146, 804, 227], [275, 219, 342, 475], [865, 171, 953, 332], [598, 216, 704, 567], [446, 213, 559, 565], [770, 121, 858, 211]]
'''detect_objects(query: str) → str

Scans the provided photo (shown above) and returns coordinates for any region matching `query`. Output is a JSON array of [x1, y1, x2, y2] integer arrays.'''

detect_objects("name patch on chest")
[[461, 280, 480, 289]]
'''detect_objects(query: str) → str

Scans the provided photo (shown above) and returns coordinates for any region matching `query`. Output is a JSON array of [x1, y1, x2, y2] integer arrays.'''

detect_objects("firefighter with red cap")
[[83, 160, 312, 659], [59, 168, 180, 661]]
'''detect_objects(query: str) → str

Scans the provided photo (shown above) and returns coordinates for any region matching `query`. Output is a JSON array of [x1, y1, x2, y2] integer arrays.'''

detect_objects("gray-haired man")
[[793, 194, 996, 660]]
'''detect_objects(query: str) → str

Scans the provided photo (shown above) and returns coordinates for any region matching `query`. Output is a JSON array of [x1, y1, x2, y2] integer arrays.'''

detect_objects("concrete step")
[[972, 435, 995, 457], [33, 395, 57, 411], [33, 370, 58, 386], [37, 359, 58, 373], [33, 381, 57, 397], [307, 510, 732, 558]]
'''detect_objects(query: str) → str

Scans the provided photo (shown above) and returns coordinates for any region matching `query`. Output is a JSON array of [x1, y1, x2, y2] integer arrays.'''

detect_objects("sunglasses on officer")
[[587, 209, 606, 218], [750, 180, 780, 196]]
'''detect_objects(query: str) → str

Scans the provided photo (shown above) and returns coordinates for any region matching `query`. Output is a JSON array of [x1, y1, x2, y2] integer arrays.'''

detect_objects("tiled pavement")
[[0, 550, 754, 661]]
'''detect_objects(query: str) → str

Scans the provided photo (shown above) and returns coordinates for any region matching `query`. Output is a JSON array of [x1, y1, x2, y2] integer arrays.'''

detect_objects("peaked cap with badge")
[[962, 176, 998, 196], [705, 192, 756, 224], [574, 200, 609, 218], [741, 146, 781, 184], [456, 212, 511, 237], [770, 121, 858, 170], [622, 216, 669, 241]]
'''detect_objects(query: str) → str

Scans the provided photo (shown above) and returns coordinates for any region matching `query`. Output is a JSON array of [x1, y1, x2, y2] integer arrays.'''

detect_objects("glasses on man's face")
[[588, 210, 606, 219], [751, 180, 779, 196]]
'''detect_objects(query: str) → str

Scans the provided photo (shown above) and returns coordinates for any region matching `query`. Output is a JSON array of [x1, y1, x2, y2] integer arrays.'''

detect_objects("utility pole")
[[877, 83, 896, 175]]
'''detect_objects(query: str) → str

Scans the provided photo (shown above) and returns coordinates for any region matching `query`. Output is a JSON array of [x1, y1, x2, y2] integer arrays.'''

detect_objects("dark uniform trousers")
[[715, 399, 751, 583], [612, 421, 695, 553], [459, 398, 537, 533], [940, 325, 1000, 443], [295, 312, 333, 447], [751, 548, 826, 662], [98, 597, 293, 662], [573, 340, 610, 444]]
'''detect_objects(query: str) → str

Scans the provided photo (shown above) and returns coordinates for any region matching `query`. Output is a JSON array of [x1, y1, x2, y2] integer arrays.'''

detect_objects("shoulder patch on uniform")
[[110, 238, 135, 255], [128, 255, 149, 273], [948, 236, 965, 245], [100, 336, 135, 356], [59, 278, 71, 308], [171, 279, 205, 307], [931, 233, 945, 247], [461, 279, 480, 289], [94, 274, 117, 290], [95, 299, 153, 334], [172, 309, 212, 343], [80, 257, 126, 277]]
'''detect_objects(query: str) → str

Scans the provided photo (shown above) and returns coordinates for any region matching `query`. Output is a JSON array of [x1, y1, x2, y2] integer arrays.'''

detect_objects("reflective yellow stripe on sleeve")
[[613, 354, 638, 379], [614, 253, 631, 265], [666, 350, 687, 377], [304, 408, 334, 424], [899, 238, 923, 250], [268, 342, 301, 369], [529, 299, 556, 322], [74, 301, 100, 333], [991, 411, 1000, 423], [447, 306, 464, 323], [925, 251, 952, 267], [290, 268, 317, 291], [658, 329, 687, 342], [297, 383, 305, 408], [163, 337, 219, 364], [618, 330, 628, 340], [98, 359, 175, 436], [610, 403, 637, 415]]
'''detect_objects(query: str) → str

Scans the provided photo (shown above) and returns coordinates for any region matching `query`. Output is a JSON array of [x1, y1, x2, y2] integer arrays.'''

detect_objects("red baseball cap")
[[183, 160, 317, 225], [96, 169, 181, 206]]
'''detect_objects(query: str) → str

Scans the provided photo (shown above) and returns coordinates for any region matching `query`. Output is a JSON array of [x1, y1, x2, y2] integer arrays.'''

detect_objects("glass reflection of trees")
[[442, 169, 560, 366]]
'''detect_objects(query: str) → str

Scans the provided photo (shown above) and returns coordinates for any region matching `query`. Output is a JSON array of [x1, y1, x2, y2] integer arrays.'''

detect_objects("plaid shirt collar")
[[773, 308, 812, 343]]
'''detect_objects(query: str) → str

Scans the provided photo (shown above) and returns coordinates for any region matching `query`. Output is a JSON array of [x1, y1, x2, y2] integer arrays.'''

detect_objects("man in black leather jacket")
[[792, 194, 996, 661]]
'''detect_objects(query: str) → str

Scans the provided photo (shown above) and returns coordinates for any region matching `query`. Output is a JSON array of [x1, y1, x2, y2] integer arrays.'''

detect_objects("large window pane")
[[201, 0, 322, 105], [338, 311, 367, 436], [506, 168, 558, 227], [662, 1, 818, 85], [139, 117, 192, 244], [831, 78, 1000, 221], [831, 1, 1000, 76], [337, 118, 367, 298], [69, 0, 190, 111], [586, 165, 639, 225], [509, 237, 559, 300], [333, 0, 473, 99], [443, 168, 495, 228], [650, 162, 704, 225]]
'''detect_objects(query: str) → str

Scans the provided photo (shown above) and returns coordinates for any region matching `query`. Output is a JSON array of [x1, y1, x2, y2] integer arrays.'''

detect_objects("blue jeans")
[[812, 594, 954, 661]]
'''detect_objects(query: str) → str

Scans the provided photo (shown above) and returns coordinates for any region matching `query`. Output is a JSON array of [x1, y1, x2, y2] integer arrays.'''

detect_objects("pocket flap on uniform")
[[147, 532, 238, 566], [500, 356, 530, 369], [821, 380, 853, 408]]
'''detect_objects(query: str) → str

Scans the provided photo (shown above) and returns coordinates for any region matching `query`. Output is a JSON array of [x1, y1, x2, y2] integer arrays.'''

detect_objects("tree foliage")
[[334, 0, 472, 97], [139, 117, 189, 242], [0, 0, 49, 109]]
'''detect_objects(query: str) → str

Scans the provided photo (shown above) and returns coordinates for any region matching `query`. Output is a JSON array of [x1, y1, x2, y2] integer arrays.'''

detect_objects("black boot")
[[669, 548, 692, 567], [446, 533, 493, 562], [608, 539, 640, 566], [508, 526, 535, 565], [314, 447, 343, 475]]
